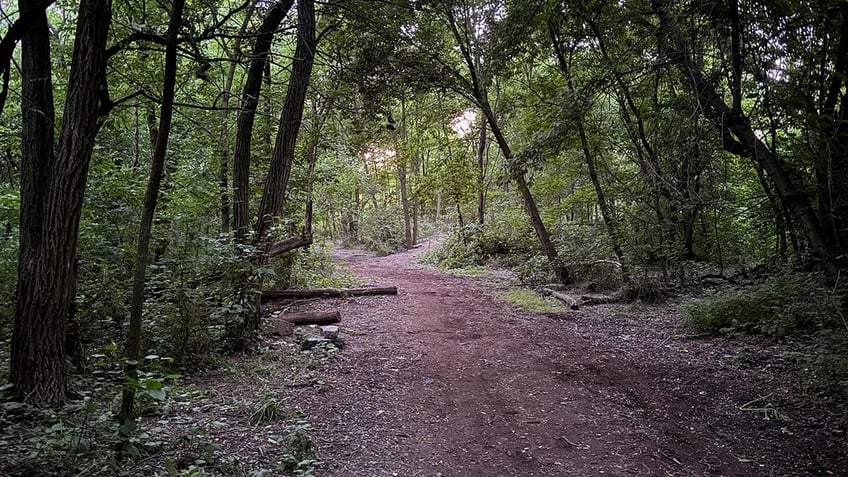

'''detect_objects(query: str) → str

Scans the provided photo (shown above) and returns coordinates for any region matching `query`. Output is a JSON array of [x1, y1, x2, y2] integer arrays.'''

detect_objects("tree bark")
[[255, 0, 316, 242], [11, 0, 111, 406], [266, 233, 313, 258], [231, 0, 294, 241], [120, 0, 184, 424], [549, 20, 625, 274], [441, 5, 569, 283]]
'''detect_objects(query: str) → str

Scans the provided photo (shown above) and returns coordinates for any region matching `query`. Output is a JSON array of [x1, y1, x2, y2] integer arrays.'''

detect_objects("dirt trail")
[[282, 242, 844, 476]]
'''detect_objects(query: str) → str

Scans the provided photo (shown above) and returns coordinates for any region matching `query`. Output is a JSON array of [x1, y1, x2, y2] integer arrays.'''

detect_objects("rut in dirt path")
[[282, 244, 829, 477]]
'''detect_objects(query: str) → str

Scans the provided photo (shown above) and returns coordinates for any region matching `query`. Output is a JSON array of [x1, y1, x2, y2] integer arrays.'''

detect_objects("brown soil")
[[253, 244, 848, 476], [202, 240, 846, 476]]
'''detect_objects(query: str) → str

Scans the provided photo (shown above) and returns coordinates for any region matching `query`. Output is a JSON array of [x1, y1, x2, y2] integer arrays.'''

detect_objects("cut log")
[[542, 288, 580, 310], [266, 232, 313, 258], [278, 311, 341, 326], [261, 286, 397, 303]]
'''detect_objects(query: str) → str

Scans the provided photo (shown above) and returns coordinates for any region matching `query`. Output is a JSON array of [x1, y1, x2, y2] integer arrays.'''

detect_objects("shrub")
[[358, 206, 406, 256], [682, 273, 843, 337]]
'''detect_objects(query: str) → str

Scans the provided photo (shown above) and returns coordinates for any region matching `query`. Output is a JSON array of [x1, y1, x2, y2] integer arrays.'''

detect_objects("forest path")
[[277, 239, 837, 476]]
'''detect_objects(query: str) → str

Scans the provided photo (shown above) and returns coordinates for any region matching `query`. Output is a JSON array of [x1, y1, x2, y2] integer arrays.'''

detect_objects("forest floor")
[[187, 238, 846, 477]]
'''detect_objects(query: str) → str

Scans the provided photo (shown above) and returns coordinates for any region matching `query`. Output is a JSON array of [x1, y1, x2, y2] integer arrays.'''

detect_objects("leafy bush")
[[358, 206, 406, 256], [418, 225, 483, 270], [683, 273, 843, 337]]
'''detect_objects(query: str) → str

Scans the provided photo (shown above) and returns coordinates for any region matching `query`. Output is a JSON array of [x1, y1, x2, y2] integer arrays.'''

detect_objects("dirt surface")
[[256, 241, 845, 476]]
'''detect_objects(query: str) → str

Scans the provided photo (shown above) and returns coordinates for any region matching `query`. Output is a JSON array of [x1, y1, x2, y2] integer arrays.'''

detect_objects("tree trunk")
[[479, 97, 570, 284], [120, 0, 184, 424], [11, 0, 111, 406], [653, 0, 843, 275], [11, 0, 57, 405], [218, 1, 257, 234], [277, 311, 340, 326], [476, 116, 486, 225], [255, 0, 316, 242], [412, 152, 420, 244], [232, 0, 295, 242], [435, 189, 442, 226]]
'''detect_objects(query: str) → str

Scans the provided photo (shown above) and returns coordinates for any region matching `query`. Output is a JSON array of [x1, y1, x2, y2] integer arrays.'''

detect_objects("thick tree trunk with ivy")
[[10, 0, 111, 406], [120, 0, 184, 424], [232, 0, 294, 242], [255, 0, 316, 243]]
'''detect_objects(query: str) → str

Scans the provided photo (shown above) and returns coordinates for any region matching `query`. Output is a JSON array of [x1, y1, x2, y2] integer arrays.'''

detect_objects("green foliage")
[[358, 206, 407, 256], [276, 421, 322, 476], [683, 274, 843, 337], [271, 241, 361, 290], [250, 393, 281, 425], [621, 277, 666, 303]]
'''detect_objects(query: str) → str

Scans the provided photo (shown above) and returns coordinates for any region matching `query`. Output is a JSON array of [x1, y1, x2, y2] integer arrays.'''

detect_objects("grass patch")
[[443, 264, 489, 277], [497, 288, 563, 314]]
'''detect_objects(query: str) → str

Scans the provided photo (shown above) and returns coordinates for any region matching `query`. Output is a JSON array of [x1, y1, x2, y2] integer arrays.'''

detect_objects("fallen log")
[[278, 311, 341, 326], [261, 286, 397, 303], [579, 293, 617, 306], [542, 288, 580, 310]]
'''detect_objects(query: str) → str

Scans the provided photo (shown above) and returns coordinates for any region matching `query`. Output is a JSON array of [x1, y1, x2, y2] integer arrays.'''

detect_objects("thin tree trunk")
[[11, 0, 111, 406], [412, 152, 420, 244], [120, 0, 184, 423], [232, 0, 295, 242], [480, 98, 570, 283], [442, 6, 569, 283], [436, 189, 442, 226], [476, 116, 486, 225], [255, 0, 316, 242], [549, 21, 625, 274]]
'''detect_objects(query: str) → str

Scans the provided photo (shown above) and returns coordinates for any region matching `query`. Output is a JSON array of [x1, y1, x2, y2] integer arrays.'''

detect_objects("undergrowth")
[[683, 273, 848, 403], [682, 273, 844, 337]]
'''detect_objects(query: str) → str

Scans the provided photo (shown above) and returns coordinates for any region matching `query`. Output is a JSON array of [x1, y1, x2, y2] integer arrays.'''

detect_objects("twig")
[[556, 435, 580, 448], [658, 449, 683, 465], [740, 393, 773, 410]]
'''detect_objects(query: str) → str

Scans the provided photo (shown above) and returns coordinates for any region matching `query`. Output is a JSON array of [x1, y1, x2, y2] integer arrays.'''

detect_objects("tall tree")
[[652, 0, 844, 275], [10, 0, 112, 405], [120, 0, 186, 423], [231, 0, 295, 242], [433, 0, 570, 283], [255, 0, 316, 243]]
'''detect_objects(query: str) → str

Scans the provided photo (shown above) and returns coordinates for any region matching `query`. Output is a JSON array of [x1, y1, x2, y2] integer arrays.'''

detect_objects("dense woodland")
[[1, 0, 847, 474]]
